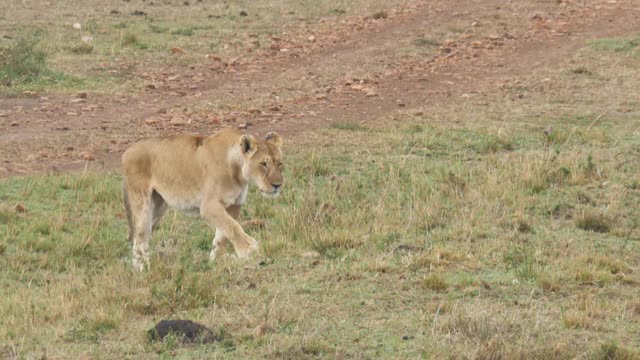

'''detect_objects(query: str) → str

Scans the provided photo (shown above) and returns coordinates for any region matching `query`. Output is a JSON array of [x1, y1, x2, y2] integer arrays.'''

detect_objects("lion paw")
[[236, 237, 259, 259]]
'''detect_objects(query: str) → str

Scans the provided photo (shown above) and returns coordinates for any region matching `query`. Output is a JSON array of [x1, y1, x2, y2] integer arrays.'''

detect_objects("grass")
[[0, 0, 407, 95], [1, 108, 639, 357], [2, 3, 640, 359]]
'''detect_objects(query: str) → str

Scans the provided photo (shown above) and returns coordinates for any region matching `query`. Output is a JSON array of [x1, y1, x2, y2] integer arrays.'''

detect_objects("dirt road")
[[1, 0, 638, 176]]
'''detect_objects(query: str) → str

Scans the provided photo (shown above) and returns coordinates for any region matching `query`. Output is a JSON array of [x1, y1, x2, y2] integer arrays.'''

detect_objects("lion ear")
[[240, 135, 258, 156], [265, 132, 282, 149]]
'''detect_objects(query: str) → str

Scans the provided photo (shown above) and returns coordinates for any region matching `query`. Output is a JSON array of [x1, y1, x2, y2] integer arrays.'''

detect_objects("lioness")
[[122, 128, 284, 271]]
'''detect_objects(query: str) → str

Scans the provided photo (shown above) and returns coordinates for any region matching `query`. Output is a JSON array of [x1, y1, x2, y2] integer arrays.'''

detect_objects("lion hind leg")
[[125, 183, 154, 271], [151, 190, 168, 231]]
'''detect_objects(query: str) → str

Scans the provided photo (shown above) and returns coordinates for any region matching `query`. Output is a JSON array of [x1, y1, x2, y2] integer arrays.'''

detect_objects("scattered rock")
[[371, 11, 388, 20], [529, 12, 543, 20], [110, 9, 120, 15], [73, 23, 82, 30], [365, 89, 378, 97], [22, 90, 38, 97], [10, 122, 18, 127], [131, 10, 147, 16], [206, 54, 222, 62], [170, 116, 187, 126], [307, 35, 316, 42], [148, 320, 222, 344], [69, 98, 85, 104], [237, 123, 248, 129], [76, 353, 94, 360], [316, 94, 328, 100], [144, 118, 157, 125], [15, 204, 27, 213], [396, 99, 406, 107], [239, 10, 248, 16]]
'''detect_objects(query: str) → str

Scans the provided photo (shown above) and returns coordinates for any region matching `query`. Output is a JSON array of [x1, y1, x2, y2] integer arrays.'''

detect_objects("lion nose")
[[272, 183, 282, 190]]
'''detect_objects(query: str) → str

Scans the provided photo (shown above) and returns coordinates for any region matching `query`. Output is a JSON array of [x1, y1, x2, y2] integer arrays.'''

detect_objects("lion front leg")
[[202, 202, 258, 260]]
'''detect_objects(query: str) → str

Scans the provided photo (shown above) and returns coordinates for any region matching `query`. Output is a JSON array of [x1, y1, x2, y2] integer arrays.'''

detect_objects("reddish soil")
[[1, 0, 638, 177]]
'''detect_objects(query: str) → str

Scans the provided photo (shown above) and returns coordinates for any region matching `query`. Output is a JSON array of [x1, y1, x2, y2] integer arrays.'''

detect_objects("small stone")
[[70, 98, 85, 104], [239, 10, 248, 16], [365, 90, 378, 97], [10, 122, 18, 126], [371, 11, 388, 20], [73, 23, 82, 30], [316, 94, 328, 100], [237, 123, 248, 129], [170, 117, 186, 126], [144, 118, 157, 125], [307, 35, 316, 42]]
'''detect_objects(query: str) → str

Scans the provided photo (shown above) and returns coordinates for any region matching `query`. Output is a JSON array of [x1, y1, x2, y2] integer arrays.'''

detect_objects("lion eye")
[[260, 161, 268, 168]]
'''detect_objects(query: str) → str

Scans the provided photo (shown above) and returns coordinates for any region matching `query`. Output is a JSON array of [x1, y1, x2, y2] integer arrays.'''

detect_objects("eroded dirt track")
[[1, 0, 639, 176]]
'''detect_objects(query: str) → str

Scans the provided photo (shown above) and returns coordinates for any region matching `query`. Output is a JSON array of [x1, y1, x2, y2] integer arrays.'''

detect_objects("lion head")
[[239, 132, 284, 197]]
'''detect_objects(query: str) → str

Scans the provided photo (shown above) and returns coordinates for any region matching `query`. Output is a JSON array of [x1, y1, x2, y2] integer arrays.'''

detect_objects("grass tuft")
[[422, 274, 448, 291], [0, 30, 51, 84], [576, 211, 611, 233]]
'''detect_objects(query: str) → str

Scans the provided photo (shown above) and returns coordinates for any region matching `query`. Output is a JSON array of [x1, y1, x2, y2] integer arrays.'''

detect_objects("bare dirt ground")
[[1, 0, 639, 176]]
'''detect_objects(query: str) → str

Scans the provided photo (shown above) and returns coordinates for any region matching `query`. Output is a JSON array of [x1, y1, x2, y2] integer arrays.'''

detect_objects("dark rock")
[[239, 10, 248, 16], [148, 320, 222, 344], [131, 10, 147, 16]]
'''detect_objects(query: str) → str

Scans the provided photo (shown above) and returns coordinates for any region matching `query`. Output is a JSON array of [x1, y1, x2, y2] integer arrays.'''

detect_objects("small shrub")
[[422, 274, 448, 291], [414, 36, 440, 47], [576, 211, 611, 233], [0, 30, 50, 83], [69, 43, 94, 54], [597, 341, 639, 360], [149, 24, 169, 34], [330, 121, 365, 131], [121, 32, 147, 49], [171, 28, 194, 36]]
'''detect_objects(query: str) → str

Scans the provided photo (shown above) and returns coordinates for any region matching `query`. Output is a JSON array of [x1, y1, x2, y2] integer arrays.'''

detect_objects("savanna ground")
[[1, 0, 640, 358]]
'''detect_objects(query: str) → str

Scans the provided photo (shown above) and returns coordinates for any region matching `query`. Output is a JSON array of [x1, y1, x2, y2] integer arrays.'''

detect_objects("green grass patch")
[[590, 35, 640, 54]]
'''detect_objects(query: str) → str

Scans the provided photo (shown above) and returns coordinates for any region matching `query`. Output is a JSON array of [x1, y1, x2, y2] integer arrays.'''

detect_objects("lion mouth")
[[260, 189, 281, 197]]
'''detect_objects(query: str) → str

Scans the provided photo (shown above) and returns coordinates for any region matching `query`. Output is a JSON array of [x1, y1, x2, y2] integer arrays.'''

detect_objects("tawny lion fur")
[[122, 128, 284, 271]]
